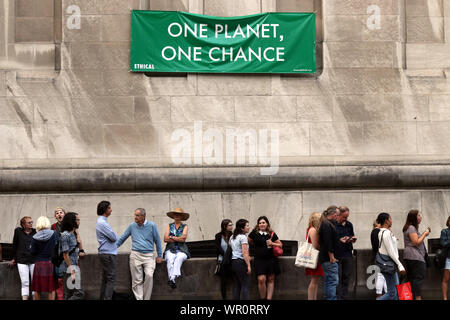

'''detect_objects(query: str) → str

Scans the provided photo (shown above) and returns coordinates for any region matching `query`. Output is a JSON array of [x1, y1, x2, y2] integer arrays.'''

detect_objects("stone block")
[[134, 96, 171, 123], [168, 193, 223, 240], [324, 42, 394, 68], [104, 124, 159, 157], [102, 70, 147, 96], [0, 195, 47, 240], [156, 121, 215, 160], [276, 0, 314, 12], [420, 191, 450, 237], [71, 96, 135, 125], [408, 76, 450, 94], [406, 0, 444, 16], [406, 43, 450, 69], [421, 190, 450, 234], [235, 96, 296, 122], [97, 0, 142, 14], [261, 0, 277, 12], [0, 72, 5, 96], [325, 69, 403, 95], [16, 0, 35, 17], [429, 95, 450, 120], [47, 124, 105, 158], [0, 98, 33, 125], [310, 122, 364, 156], [302, 191, 363, 214], [101, 15, 131, 42], [334, 95, 429, 122], [363, 123, 417, 155], [56, 69, 106, 97], [16, 0, 54, 18], [362, 191, 422, 213], [149, 0, 189, 11], [34, 0, 55, 17], [297, 95, 334, 121], [70, 43, 129, 70], [324, 0, 399, 15], [144, 75, 197, 96], [0, 124, 47, 158], [33, 96, 72, 124], [9, 43, 56, 70], [271, 76, 324, 96], [204, 0, 261, 16], [171, 96, 235, 122], [197, 75, 270, 96], [62, 0, 100, 15], [417, 122, 450, 154], [324, 15, 401, 42], [221, 192, 303, 238], [15, 18, 54, 42], [63, 16, 102, 42], [407, 16, 444, 42]]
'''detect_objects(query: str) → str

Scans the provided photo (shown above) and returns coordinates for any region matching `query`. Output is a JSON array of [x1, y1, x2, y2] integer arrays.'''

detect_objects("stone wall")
[[1, 0, 450, 252], [0, 190, 448, 254]]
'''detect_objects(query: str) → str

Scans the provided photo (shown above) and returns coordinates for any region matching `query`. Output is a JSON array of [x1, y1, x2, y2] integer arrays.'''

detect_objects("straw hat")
[[166, 208, 190, 221]]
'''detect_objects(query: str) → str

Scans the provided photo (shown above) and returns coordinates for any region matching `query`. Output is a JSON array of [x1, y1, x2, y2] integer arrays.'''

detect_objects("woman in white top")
[[376, 212, 406, 300], [229, 219, 251, 300]]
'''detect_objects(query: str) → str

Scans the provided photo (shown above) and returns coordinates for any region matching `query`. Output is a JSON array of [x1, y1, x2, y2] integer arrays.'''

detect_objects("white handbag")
[[295, 228, 319, 269]]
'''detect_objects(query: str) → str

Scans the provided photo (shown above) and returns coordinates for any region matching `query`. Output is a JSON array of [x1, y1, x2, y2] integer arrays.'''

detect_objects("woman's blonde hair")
[[373, 220, 380, 229], [308, 212, 322, 230], [36, 216, 51, 232]]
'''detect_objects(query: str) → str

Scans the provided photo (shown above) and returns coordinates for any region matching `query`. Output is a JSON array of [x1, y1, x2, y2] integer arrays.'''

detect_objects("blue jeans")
[[321, 261, 339, 300], [377, 272, 399, 300]]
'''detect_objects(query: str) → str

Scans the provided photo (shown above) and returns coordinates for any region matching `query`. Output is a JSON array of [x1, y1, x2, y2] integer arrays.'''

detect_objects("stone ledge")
[[2, 163, 450, 191], [0, 251, 443, 300]]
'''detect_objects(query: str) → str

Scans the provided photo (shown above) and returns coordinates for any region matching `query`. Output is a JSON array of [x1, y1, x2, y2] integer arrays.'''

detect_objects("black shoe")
[[169, 280, 177, 289]]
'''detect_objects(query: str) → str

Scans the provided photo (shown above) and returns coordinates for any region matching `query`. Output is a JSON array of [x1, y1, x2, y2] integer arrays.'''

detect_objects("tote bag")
[[396, 281, 413, 300], [295, 229, 319, 269]]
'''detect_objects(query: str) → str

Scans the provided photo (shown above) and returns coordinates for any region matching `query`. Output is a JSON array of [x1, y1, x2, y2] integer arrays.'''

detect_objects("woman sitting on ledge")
[[164, 208, 191, 289]]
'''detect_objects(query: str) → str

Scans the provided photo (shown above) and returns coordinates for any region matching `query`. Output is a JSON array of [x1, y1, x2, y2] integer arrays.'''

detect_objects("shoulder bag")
[[375, 230, 397, 274]]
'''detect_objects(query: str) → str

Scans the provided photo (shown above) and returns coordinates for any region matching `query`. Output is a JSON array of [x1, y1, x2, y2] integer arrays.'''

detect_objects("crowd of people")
[[8, 201, 450, 300]]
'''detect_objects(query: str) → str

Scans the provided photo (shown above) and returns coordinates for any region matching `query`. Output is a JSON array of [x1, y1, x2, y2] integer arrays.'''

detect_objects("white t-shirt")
[[229, 234, 248, 260]]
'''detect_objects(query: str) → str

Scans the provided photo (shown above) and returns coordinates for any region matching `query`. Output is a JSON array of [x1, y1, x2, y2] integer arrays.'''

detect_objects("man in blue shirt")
[[96, 200, 118, 300], [116, 208, 163, 300]]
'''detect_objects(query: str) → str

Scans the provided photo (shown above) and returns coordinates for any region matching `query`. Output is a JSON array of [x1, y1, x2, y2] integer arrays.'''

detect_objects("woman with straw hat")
[[164, 208, 191, 289]]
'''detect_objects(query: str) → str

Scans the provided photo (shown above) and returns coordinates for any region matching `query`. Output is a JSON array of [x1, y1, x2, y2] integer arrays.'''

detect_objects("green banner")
[[130, 11, 316, 74]]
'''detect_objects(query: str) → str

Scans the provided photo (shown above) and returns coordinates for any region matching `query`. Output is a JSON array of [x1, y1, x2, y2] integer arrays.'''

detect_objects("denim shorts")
[[446, 258, 450, 270]]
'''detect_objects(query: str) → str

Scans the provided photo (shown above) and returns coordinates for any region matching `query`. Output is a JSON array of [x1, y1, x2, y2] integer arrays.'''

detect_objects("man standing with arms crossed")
[[116, 208, 163, 300], [96, 200, 118, 300]]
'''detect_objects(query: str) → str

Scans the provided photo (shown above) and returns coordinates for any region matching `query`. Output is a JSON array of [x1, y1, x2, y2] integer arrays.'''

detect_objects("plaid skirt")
[[31, 260, 56, 293]]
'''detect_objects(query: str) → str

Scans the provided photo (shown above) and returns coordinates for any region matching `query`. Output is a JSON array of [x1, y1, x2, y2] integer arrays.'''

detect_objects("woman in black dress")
[[248, 216, 282, 300]]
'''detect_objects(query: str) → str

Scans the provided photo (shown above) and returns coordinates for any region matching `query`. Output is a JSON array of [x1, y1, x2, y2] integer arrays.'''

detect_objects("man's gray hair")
[[338, 206, 349, 214], [136, 208, 146, 217]]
